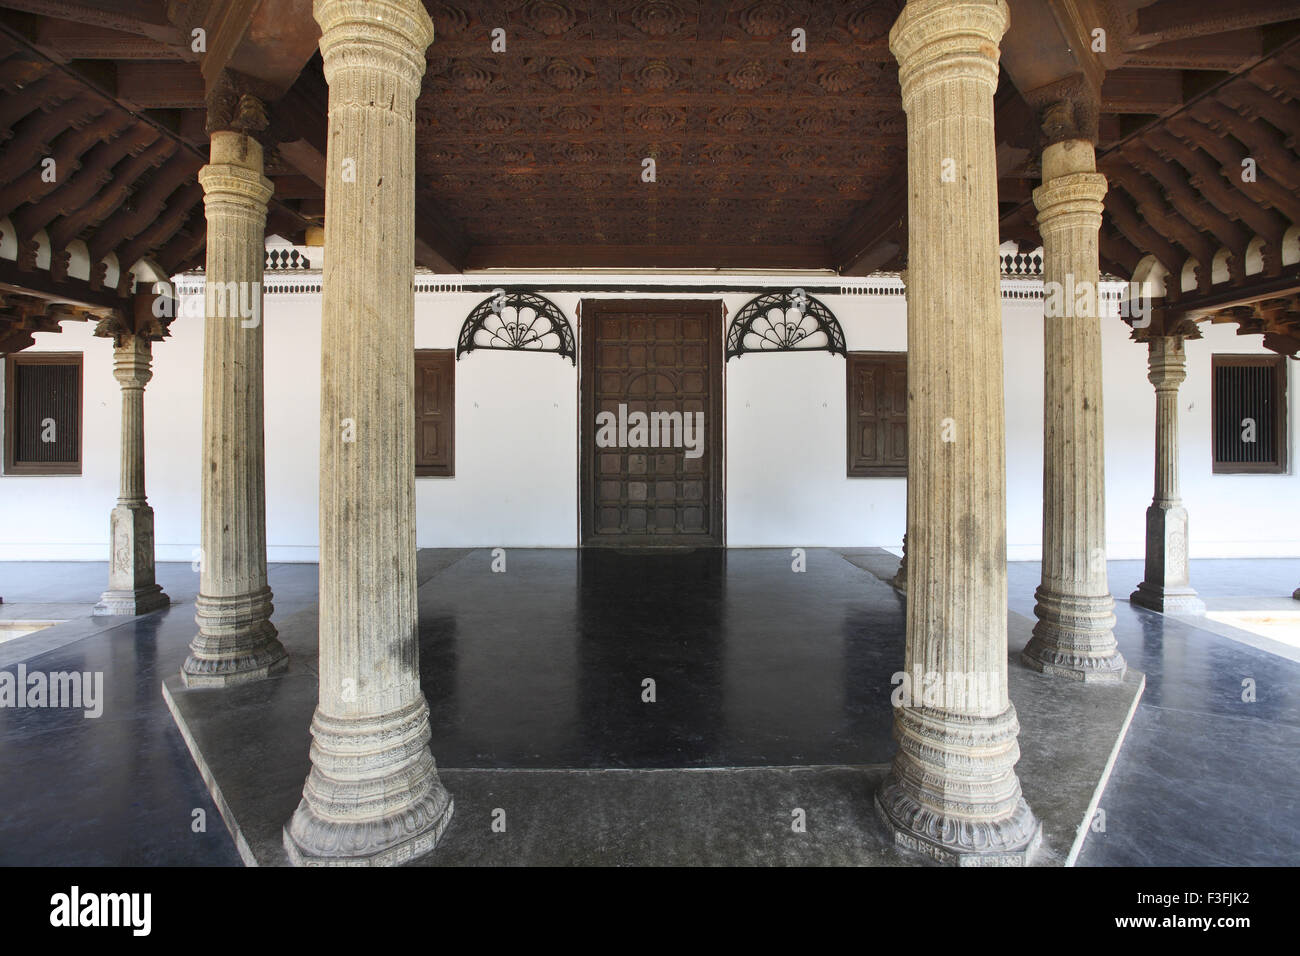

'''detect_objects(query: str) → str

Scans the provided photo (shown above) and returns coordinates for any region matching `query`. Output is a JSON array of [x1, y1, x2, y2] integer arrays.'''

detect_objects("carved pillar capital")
[[1033, 140, 1107, 235], [205, 69, 273, 140], [198, 132, 274, 214], [889, 0, 1009, 106], [111, 334, 153, 390], [1028, 84, 1102, 148], [1148, 334, 1188, 390], [315, 0, 434, 94]]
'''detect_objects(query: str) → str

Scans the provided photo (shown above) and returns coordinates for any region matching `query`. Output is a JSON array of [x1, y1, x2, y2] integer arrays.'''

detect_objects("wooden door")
[[580, 299, 724, 547]]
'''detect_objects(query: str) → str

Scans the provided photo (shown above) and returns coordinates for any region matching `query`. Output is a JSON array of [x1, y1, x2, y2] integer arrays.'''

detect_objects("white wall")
[[2, 270, 1297, 561]]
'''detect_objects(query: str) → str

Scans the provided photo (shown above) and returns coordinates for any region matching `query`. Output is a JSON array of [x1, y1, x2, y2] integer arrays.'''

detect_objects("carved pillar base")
[[284, 699, 454, 866], [184, 588, 286, 687], [876, 705, 1041, 866], [94, 503, 169, 615], [1293, 586, 1299, 601], [1130, 504, 1205, 614], [1023, 588, 1125, 681]]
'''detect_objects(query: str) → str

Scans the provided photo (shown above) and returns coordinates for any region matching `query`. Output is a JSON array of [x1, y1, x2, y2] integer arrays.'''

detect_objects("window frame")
[[3, 351, 84, 477], [1211, 353, 1288, 476], [846, 350, 908, 479]]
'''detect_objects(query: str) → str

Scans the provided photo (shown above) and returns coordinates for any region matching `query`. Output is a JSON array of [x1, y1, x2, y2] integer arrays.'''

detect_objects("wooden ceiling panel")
[[415, 0, 907, 266]]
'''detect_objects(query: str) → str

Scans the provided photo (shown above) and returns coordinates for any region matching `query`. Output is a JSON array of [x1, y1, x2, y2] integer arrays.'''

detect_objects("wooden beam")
[[830, 168, 906, 275], [116, 61, 205, 110], [1215, 78, 1300, 143], [1107, 164, 1218, 281], [111, 182, 202, 283], [33, 18, 183, 59], [1142, 128, 1289, 244], [0, 254, 126, 312], [86, 151, 203, 262], [1166, 264, 1300, 318], [1166, 114, 1300, 222], [464, 244, 834, 272], [1190, 99, 1300, 191], [0, 90, 103, 185], [1101, 69, 1183, 113], [1103, 190, 1185, 278], [1100, 228, 1143, 276], [1118, 141, 1251, 258], [1134, 0, 1300, 46], [269, 174, 319, 200], [1123, 30, 1264, 69], [46, 136, 174, 250], [0, 1, 183, 47], [0, 109, 131, 222], [198, 0, 320, 97], [10, 123, 158, 238]]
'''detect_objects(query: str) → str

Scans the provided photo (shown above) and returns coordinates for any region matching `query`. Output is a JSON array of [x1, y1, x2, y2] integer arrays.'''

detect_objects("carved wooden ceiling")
[[0, 0, 1299, 355], [414, 0, 907, 269]]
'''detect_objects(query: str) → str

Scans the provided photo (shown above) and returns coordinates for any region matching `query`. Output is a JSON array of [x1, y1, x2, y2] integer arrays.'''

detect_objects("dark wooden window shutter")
[[847, 351, 907, 478], [414, 349, 454, 477], [4, 352, 83, 476], [1212, 353, 1287, 475]]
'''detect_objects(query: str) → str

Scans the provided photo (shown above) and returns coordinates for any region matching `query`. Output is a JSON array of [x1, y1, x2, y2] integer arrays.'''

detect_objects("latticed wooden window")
[[414, 349, 454, 477], [847, 351, 907, 478], [1211, 354, 1287, 475], [4, 352, 82, 476]]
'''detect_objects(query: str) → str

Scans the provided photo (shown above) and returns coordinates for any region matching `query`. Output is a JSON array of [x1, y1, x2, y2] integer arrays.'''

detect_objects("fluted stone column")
[[1131, 336, 1205, 614], [94, 335, 168, 615], [893, 272, 909, 595], [284, 0, 451, 866], [1022, 139, 1125, 681], [182, 129, 287, 686], [877, 0, 1040, 865]]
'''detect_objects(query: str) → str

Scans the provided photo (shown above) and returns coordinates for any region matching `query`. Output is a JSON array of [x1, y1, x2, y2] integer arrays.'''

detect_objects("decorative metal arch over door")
[[579, 299, 724, 548]]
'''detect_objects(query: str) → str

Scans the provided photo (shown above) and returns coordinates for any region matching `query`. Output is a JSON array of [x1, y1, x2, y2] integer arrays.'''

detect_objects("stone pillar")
[[182, 128, 288, 686], [1131, 336, 1205, 613], [1022, 138, 1126, 681], [893, 271, 909, 595], [877, 0, 1040, 865], [94, 334, 168, 615], [284, 0, 451, 866], [893, 533, 908, 592]]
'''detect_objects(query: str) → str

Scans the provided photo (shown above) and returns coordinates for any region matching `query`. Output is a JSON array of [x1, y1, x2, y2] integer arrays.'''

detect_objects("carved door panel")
[[580, 299, 723, 547]]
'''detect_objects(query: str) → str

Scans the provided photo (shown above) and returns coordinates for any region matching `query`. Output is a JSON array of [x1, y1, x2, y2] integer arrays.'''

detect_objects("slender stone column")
[[877, 0, 1040, 865], [1022, 138, 1126, 681], [94, 334, 169, 615], [284, 0, 451, 866], [182, 128, 287, 686], [1131, 336, 1205, 613], [893, 271, 909, 594]]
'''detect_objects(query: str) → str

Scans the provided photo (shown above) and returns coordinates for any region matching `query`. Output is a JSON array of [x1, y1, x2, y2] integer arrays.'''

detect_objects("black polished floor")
[[419, 549, 902, 768], [1, 552, 1297, 865]]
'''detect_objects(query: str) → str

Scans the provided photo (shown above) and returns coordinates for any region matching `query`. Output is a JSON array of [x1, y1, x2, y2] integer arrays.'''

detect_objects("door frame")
[[578, 298, 725, 548]]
